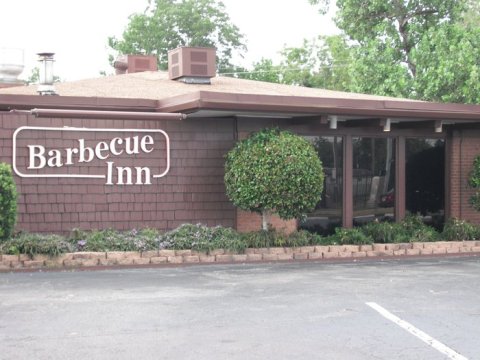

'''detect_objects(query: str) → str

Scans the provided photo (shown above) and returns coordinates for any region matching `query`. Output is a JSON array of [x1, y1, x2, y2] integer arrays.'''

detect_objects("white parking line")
[[366, 302, 468, 360]]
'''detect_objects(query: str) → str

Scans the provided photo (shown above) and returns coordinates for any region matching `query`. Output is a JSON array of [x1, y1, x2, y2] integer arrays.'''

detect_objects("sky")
[[0, 0, 337, 82]]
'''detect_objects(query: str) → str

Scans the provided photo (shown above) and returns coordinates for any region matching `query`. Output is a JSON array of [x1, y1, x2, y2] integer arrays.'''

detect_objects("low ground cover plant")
[[0, 216, 478, 257], [0, 163, 17, 241], [442, 218, 480, 240]]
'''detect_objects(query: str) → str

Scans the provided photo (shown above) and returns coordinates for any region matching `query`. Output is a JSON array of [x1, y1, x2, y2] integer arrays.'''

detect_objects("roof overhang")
[[0, 94, 158, 112], [3, 91, 480, 125], [157, 91, 480, 123]]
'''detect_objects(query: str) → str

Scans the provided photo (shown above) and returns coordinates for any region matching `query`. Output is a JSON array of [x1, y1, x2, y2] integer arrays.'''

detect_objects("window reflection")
[[406, 138, 445, 229], [301, 136, 343, 235], [352, 137, 395, 225]]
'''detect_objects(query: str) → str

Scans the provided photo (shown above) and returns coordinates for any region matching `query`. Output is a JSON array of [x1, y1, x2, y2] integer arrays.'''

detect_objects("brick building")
[[1, 48, 480, 234]]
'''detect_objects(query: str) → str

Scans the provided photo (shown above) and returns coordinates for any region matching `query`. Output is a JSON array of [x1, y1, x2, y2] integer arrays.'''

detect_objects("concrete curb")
[[1, 240, 480, 273]]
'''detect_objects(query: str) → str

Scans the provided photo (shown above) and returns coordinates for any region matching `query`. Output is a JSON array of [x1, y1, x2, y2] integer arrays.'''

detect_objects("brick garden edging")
[[1, 241, 480, 272]]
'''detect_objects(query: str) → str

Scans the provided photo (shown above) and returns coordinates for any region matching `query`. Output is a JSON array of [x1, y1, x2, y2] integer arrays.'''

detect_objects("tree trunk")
[[261, 210, 269, 231]]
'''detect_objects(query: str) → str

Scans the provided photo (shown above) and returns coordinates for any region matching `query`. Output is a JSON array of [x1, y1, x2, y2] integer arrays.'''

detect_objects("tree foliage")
[[108, 0, 246, 70], [0, 163, 17, 241], [25, 67, 62, 85], [240, 35, 351, 91], [224, 128, 324, 230], [266, 0, 480, 103], [414, 23, 480, 103]]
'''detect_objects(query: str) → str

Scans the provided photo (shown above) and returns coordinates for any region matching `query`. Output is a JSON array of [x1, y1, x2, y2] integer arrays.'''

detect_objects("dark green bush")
[[3, 217, 476, 257], [0, 233, 73, 257], [360, 216, 438, 243], [69, 228, 161, 252], [324, 227, 373, 245], [225, 128, 324, 230], [442, 218, 480, 240], [0, 163, 18, 241], [241, 229, 285, 248], [286, 230, 316, 247], [401, 215, 439, 242], [469, 155, 480, 210], [162, 224, 245, 253], [361, 221, 405, 243]]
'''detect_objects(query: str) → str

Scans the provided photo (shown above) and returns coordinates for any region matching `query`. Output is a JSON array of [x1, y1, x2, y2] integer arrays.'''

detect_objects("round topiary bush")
[[0, 163, 18, 241], [224, 128, 324, 230]]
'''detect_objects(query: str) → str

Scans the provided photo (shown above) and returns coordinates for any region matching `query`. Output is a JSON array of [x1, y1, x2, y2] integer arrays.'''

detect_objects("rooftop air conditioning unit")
[[168, 47, 216, 84], [113, 54, 158, 74]]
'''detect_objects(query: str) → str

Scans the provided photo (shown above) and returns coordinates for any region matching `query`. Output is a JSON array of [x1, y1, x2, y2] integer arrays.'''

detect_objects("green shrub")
[[286, 230, 316, 247], [361, 221, 405, 243], [442, 218, 480, 240], [0, 233, 73, 257], [401, 215, 439, 242], [69, 228, 161, 252], [241, 229, 315, 248], [225, 128, 324, 230], [241, 229, 284, 248], [162, 224, 245, 253], [324, 227, 373, 245], [361, 216, 439, 243], [0, 163, 18, 241], [469, 155, 480, 210]]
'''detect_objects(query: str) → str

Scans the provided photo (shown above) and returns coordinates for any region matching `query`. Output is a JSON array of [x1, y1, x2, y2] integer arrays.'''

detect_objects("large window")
[[406, 138, 445, 229], [301, 136, 343, 235], [352, 137, 395, 225]]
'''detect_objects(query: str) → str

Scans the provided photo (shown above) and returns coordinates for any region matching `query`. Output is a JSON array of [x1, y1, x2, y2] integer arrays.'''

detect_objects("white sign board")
[[13, 126, 170, 185]]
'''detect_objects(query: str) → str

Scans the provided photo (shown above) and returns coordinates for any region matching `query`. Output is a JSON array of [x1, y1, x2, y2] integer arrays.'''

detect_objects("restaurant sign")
[[13, 126, 170, 185]]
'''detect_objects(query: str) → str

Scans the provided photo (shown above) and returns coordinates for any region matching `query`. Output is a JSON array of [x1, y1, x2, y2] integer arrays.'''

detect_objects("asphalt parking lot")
[[1, 257, 479, 360]]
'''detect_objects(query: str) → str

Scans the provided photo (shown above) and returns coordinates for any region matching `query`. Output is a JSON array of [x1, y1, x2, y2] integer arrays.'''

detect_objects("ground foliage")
[[2, 216, 478, 257], [469, 155, 480, 211], [0, 163, 17, 241]]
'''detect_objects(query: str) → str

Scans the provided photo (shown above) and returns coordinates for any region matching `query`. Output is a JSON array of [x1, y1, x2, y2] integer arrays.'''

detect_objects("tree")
[[414, 23, 480, 103], [0, 163, 17, 241], [236, 58, 283, 83], [108, 0, 246, 71], [239, 35, 352, 92], [308, 0, 480, 103], [25, 67, 62, 85], [224, 128, 324, 231]]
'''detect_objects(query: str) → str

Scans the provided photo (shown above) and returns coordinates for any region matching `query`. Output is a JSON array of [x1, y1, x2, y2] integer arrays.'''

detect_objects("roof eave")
[[157, 91, 480, 121], [0, 94, 159, 112]]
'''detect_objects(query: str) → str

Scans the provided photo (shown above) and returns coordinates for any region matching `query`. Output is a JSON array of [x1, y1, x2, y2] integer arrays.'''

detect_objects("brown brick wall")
[[0, 113, 236, 233], [236, 209, 298, 234], [448, 129, 480, 223], [6, 112, 477, 234]]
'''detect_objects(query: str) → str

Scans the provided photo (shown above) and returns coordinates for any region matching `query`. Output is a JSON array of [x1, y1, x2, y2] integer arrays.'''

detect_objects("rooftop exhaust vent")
[[168, 47, 216, 84], [0, 48, 25, 88], [37, 52, 57, 96], [113, 54, 158, 74]]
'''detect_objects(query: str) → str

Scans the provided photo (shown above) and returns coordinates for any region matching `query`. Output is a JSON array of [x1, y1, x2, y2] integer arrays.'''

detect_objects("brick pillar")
[[448, 129, 480, 223], [236, 209, 298, 234]]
